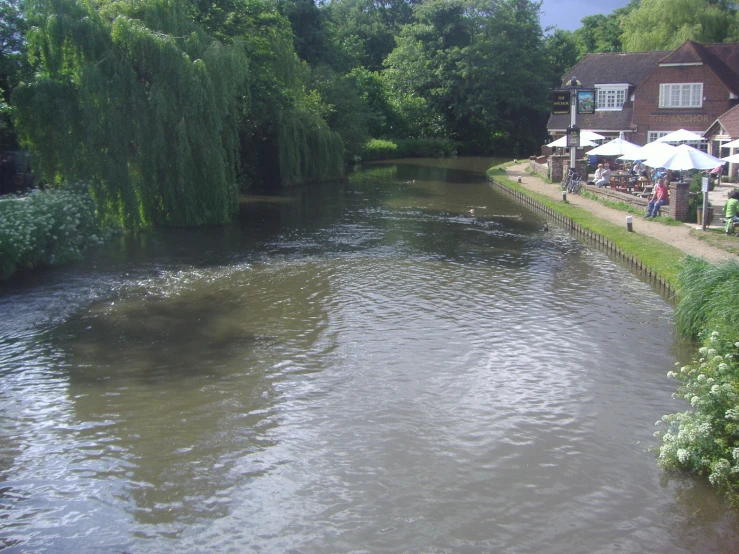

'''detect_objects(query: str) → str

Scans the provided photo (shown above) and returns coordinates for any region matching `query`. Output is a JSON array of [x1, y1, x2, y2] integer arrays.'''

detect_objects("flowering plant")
[[656, 330, 739, 505], [0, 182, 116, 280]]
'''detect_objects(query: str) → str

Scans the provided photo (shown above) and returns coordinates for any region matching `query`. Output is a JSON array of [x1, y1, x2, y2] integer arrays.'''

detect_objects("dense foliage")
[[0, 183, 111, 279], [5, 0, 739, 231], [549, 0, 739, 59], [657, 257, 739, 505]]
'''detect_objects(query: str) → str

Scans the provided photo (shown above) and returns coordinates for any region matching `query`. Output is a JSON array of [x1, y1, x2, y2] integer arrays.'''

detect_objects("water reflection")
[[0, 157, 737, 552]]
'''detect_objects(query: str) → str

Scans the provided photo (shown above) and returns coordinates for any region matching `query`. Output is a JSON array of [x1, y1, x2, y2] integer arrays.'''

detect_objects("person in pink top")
[[645, 178, 668, 218]]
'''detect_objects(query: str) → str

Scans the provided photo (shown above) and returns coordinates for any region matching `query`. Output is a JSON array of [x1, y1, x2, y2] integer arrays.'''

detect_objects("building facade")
[[547, 41, 739, 149]]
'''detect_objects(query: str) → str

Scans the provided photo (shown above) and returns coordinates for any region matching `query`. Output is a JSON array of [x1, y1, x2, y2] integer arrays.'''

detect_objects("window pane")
[[691, 84, 701, 107]]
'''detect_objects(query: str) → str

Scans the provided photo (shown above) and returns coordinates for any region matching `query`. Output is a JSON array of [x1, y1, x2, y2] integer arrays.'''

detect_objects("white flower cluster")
[[657, 329, 739, 496], [0, 183, 107, 278]]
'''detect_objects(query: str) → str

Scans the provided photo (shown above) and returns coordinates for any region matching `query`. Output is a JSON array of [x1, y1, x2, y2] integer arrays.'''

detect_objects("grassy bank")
[[491, 162, 739, 507], [487, 164, 685, 288], [656, 257, 739, 507]]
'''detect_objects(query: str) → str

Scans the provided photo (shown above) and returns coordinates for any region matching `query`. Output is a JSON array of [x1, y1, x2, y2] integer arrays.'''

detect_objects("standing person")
[[595, 162, 612, 187], [723, 189, 739, 234], [645, 178, 668, 218]]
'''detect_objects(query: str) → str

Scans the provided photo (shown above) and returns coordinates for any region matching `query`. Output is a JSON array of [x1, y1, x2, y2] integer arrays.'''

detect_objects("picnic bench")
[[610, 173, 650, 195]]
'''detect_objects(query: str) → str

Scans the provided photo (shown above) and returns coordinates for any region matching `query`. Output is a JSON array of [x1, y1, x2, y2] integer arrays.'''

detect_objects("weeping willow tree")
[[13, 0, 249, 227], [237, 0, 344, 188]]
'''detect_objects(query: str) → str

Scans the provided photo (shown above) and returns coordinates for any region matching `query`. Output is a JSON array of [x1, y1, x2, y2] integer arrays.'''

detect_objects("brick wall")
[[632, 65, 736, 144]]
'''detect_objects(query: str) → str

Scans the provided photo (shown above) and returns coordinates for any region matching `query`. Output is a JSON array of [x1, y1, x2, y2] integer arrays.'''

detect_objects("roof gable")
[[715, 104, 739, 137], [658, 41, 703, 65], [655, 41, 739, 95]]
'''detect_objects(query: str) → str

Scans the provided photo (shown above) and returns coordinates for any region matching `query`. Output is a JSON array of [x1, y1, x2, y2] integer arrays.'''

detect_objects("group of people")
[[589, 157, 739, 228], [593, 163, 612, 187]]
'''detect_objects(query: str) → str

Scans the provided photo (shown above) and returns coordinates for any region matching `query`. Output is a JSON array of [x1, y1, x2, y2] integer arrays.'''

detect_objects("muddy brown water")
[[1, 157, 738, 553]]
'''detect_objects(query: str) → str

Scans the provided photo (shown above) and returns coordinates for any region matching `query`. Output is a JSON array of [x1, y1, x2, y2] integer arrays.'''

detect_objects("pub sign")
[[552, 91, 570, 115], [577, 90, 596, 114], [566, 126, 580, 148]]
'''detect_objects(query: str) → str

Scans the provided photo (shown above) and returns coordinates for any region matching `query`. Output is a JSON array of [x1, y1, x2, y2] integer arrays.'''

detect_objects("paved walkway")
[[504, 163, 739, 264]]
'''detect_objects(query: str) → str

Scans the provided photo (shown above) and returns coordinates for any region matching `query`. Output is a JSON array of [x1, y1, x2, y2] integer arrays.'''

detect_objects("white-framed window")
[[647, 131, 669, 143], [648, 131, 706, 151], [596, 85, 627, 110], [659, 83, 703, 108]]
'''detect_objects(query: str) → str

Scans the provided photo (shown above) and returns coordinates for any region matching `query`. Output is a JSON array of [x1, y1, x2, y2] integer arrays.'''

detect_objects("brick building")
[[547, 40, 739, 149]]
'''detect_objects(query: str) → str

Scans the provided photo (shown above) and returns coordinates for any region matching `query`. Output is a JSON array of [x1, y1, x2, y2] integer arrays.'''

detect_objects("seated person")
[[724, 190, 739, 234], [645, 178, 668, 218], [595, 163, 612, 187], [631, 159, 645, 176], [592, 163, 604, 184]]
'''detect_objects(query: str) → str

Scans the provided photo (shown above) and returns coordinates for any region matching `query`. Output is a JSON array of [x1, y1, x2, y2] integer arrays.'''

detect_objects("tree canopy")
[[621, 0, 738, 51], [8, 0, 739, 228]]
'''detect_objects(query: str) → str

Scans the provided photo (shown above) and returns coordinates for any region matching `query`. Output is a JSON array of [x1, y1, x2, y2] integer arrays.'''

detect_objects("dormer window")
[[596, 85, 628, 110], [659, 83, 703, 108]]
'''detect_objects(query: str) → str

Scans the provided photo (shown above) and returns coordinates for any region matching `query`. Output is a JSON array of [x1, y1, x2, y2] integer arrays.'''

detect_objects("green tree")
[[227, 0, 344, 188], [14, 0, 249, 227], [622, 0, 736, 51], [322, 0, 419, 72], [544, 29, 579, 86], [277, 0, 325, 64], [0, 0, 29, 149], [572, 12, 625, 57], [384, 0, 550, 154]]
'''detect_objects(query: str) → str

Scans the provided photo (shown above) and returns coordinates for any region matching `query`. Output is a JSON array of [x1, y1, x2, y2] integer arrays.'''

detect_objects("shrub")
[[673, 257, 739, 340], [657, 257, 739, 505], [361, 139, 398, 161], [361, 138, 456, 161], [656, 331, 739, 506], [0, 183, 114, 280]]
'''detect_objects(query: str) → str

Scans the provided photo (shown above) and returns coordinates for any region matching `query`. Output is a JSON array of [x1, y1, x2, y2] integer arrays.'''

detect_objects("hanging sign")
[[552, 91, 570, 115], [567, 126, 580, 148], [577, 89, 596, 114]]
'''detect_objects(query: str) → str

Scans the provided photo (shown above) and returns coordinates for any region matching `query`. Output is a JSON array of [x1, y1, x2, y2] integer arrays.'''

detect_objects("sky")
[[539, 0, 632, 32]]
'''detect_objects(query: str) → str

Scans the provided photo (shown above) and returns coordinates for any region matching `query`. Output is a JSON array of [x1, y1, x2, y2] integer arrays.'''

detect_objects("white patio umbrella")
[[580, 130, 606, 141], [655, 128, 705, 143], [721, 138, 739, 149], [546, 135, 597, 148], [646, 143, 724, 170], [721, 152, 739, 163], [619, 141, 676, 162], [586, 137, 642, 157]]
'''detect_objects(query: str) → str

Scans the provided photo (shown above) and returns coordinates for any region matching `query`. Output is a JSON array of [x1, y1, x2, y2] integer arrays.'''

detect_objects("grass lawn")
[[690, 226, 739, 256]]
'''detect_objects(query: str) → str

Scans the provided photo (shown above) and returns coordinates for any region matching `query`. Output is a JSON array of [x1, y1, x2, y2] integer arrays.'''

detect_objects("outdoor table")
[[610, 173, 636, 193]]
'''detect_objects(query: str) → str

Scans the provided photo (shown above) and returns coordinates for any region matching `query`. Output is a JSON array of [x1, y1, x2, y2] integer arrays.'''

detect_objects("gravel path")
[[504, 163, 738, 264]]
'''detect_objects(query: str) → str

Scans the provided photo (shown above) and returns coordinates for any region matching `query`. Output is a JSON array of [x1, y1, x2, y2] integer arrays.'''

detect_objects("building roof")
[[560, 50, 668, 88], [708, 103, 739, 138], [658, 40, 703, 65], [548, 41, 739, 134], [692, 42, 739, 96]]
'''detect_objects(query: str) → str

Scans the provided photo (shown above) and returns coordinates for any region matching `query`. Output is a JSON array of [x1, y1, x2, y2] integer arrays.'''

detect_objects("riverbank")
[[488, 162, 739, 292]]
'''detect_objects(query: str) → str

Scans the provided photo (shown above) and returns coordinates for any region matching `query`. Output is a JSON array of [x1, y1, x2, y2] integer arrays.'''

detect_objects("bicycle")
[[561, 168, 582, 194]]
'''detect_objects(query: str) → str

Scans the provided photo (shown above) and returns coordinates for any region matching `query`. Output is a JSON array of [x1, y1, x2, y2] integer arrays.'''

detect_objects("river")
[[1, 157, 738, 553]]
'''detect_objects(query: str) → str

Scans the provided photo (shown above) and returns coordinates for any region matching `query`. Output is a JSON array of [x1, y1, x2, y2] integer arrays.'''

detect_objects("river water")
[[1, 157, 738, 553]]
